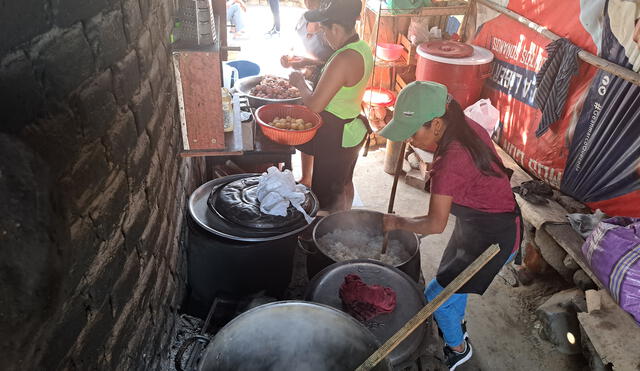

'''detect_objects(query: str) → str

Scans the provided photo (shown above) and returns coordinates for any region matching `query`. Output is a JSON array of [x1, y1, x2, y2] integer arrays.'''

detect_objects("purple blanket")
[[582, 217, 640, 324]]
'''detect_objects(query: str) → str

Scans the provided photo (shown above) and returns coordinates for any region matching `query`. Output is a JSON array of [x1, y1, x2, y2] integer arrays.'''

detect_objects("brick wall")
[[0, 0, 205, 369]]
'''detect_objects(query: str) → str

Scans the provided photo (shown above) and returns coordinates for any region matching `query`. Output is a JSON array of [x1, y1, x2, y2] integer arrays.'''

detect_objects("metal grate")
[[173, 0, 217, 49]]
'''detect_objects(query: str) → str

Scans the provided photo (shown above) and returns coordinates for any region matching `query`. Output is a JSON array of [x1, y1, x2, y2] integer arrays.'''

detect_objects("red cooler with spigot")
[[415, 40, 494, 108]]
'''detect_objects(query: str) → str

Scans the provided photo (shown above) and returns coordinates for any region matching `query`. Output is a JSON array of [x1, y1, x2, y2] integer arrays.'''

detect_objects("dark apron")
[[297, 111, 371, 210], [436, 203, 523, 295]]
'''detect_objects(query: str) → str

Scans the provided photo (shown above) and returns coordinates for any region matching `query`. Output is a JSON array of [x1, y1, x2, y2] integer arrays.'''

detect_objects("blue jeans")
[[425, 251, 517, 347], [227, 3, 245, 32], [425, 279, 467, 347]]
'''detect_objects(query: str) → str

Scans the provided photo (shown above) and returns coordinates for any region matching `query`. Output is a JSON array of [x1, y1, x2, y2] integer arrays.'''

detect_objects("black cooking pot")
[[197, 301, 392, 371], [305, 210, 421, 282], [305, 260, 427, 367], [186, 174, 319, 318]]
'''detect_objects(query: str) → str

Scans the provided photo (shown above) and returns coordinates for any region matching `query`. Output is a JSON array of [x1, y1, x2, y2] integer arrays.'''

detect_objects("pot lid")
[[417, 42, 494, 66], [419, 40, 474, 58], [189, 174, 319, 242], [198, 301, 392, 371], [208, 176, 313, 229], [304, 260, 426, 366]]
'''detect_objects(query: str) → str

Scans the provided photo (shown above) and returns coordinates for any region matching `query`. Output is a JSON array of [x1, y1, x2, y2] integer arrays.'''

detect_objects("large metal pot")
[[307, 210, 421, 282], [186, 174, 319, 318], [197, 301, 392, 371], [305, 260, 428, 367]]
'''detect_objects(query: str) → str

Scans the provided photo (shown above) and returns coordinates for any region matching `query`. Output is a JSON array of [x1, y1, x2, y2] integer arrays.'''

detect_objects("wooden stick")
[[355, 244, 501, 371], [381, 232, 389, 255], [387, 141, 407, 214], [476, 0, 640, 87]]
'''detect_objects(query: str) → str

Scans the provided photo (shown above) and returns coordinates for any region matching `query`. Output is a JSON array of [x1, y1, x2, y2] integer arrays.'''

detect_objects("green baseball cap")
[[379, 81, 448, 142]]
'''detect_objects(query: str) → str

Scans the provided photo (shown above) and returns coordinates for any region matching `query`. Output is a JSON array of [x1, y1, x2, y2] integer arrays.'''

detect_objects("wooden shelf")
[[375, 56, 408, 67], [366, 3, 469, 17]]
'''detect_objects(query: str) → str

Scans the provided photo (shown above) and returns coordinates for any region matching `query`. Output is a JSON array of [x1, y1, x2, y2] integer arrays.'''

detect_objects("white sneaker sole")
[[449, 343, 473, 371]]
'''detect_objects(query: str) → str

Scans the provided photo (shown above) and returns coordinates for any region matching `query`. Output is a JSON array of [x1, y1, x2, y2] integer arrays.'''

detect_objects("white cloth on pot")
[[256, 166, 313, 223]]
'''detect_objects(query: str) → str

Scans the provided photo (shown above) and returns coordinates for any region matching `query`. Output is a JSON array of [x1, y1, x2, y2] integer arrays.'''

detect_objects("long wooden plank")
[[544, 223, 606, 290], [495, 145, 568, 228], [578, 291, 640, 370]]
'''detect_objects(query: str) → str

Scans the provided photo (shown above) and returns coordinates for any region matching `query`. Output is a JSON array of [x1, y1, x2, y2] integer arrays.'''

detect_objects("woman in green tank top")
[[289, 0, 373, 212]]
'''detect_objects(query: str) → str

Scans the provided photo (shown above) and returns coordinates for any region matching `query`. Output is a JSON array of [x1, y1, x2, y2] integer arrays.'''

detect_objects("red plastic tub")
[[416, 41, 494, 108]]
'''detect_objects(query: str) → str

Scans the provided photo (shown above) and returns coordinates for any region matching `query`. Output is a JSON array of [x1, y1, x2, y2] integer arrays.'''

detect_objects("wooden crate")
[[395, 71, 415, 94], [397, 33, 417, 66]]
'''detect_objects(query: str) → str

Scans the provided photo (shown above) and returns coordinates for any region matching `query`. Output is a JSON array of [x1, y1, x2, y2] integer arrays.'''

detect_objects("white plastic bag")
[[464, 99, 500, 136], [408, 17, 432, 45], [256, 167, 313, 223]]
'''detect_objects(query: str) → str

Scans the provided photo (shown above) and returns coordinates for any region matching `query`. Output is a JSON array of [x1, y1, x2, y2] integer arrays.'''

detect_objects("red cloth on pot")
[[339, 274, 397, 321]]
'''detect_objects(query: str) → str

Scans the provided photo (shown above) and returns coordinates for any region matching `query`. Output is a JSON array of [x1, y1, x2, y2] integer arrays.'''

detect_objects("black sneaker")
[[461, 320, 469, 340], [444, 339, 473, 371], [264, 27, 280, 38]]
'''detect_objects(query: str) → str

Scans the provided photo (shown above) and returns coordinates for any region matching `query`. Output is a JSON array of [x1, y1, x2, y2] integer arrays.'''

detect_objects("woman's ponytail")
[[435, 100, 507, 178]]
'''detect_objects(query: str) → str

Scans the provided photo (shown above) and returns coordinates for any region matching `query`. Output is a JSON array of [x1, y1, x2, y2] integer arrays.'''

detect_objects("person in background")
[[379, 81, 522, 370], [227, 0, 247, 39], [288, 0, 373, 212], [266, 0, 281, 37], [281, 0, 334, 187]]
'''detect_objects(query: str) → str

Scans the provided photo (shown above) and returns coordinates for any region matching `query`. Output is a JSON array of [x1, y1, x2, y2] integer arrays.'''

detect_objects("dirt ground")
[[229, 6, 586, 370]]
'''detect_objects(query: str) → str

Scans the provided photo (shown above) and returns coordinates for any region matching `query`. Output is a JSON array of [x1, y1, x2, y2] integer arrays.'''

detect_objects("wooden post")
[[476, 0, 640, 87], [355, 244, 501, 371]]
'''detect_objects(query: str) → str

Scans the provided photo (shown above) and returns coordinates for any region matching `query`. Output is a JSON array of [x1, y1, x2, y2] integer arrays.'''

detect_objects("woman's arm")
[[280, 56, 324, 69], [289, 49, 363, 113], [383, 193, 452, 235]]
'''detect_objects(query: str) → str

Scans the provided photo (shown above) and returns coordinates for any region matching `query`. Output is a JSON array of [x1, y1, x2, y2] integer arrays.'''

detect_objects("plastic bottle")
[[221, 87, 233, 133]]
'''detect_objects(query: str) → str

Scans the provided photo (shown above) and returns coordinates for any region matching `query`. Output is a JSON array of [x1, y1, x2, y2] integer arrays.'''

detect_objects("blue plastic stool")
[[225, 60, 261, 80]]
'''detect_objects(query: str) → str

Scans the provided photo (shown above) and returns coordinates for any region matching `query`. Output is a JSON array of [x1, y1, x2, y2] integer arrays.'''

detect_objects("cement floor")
[[228, 7, 586, 370]]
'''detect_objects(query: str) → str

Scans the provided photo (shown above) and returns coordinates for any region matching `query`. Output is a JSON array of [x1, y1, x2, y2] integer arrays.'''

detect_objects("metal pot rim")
[[189, 174, 319, 242], [234, 75, 305, 103], [311, 209, 421, 266]]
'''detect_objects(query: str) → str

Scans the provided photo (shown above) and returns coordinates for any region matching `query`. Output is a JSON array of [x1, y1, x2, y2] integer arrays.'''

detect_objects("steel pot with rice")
[[306, 210, 421, 281]]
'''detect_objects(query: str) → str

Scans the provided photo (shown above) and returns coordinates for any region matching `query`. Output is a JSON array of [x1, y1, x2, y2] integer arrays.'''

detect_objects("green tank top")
[[322, 39, 373, 148]]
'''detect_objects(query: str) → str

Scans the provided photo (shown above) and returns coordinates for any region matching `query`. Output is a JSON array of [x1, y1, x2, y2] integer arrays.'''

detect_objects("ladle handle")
[[387, 141, 407, 214], [380, 232, 389, 255]]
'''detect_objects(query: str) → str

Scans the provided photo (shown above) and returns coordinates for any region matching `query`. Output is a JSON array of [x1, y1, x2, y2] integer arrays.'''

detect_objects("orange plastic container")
[[416, 43, 494, 108], [255, 104, 323, 146]]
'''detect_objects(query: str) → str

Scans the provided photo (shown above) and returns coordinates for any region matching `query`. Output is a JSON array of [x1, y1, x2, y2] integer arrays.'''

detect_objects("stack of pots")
[[186, 174, 319, 318]]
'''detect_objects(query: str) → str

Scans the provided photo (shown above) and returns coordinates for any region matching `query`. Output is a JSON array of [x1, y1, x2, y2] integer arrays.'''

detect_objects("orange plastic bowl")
[[255, 104, 323, 146], [376, 43, 403, 61]]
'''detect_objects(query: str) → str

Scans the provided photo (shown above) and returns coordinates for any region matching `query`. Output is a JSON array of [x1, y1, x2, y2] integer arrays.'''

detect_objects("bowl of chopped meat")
[[235, 75, 307, 108]]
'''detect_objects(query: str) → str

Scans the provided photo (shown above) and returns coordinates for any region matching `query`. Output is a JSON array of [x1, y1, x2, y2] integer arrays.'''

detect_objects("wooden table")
[[173, 50, 294, 168]]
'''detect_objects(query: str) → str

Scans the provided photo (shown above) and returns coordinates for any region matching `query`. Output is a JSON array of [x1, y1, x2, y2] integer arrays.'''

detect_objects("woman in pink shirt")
[[379, 81, 521, 371]]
